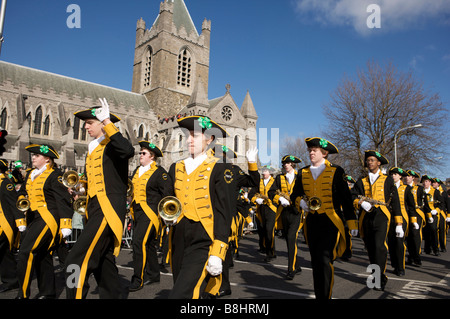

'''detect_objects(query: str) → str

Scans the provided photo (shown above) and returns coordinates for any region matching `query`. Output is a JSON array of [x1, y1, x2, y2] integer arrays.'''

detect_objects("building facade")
[[0, 0, 257, 172]]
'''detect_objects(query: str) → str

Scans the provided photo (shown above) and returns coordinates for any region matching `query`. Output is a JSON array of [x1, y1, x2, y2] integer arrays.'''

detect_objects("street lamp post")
[[394, 124, 423, 167], [0, 0, 7, 55]]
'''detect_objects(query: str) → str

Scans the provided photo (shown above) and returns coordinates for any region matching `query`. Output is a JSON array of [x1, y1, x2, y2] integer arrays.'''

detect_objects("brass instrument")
[[357, 195, 391, 212], [302, 195, 322, 211], [16, 196, 30, 212], [158, 196, 182, 225], [73, 196, 87, 215], [276, 189, 292, 204], [127, 178, 134, 197], [62, 170, 80, 188]]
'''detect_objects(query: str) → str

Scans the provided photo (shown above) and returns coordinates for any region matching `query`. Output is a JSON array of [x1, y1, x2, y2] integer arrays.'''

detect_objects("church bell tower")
[[131, 0, 211, 118]]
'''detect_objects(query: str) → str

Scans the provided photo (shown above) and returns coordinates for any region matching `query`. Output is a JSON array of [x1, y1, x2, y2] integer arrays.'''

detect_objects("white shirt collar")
[[88, 135, 106, 155], [184, 152, 207, 175], [285, 170, 296, 184], [395, 180, 401, 188], [310, 159, 326, 180], [369, 169, 380, 185], [263, 176, 271, 186], [138, 161, 153, 177], [30, 164, 48, 181]]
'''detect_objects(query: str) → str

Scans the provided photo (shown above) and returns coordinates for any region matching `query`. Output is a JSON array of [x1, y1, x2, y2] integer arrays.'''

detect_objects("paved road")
[[1, 230, 449, 301]]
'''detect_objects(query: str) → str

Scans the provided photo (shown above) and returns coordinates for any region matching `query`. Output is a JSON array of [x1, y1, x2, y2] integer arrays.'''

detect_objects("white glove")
[[18, 225, 26, 232], [350, 229, 359, 237], [413, 222, 419, 230], [246, 146, 258, 163], [95, 98, 111, 122], [428, 217, 434, 223], [206, 255, 222, 276], [431, 210, 437, 216], [247, 222, 254, 229], [279, 197, 290, 207], [300, 199, 310, 212], [255, 198, 264, 205], [395, 225, 404, 238], [360, 201, 372, 212], [61, 228, 72, 238], [446, 217, 450, 222]]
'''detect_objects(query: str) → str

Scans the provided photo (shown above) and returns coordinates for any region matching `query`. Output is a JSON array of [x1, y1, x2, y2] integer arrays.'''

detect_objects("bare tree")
[[280, 135, 311, 167], [322, 60, 448, 178]]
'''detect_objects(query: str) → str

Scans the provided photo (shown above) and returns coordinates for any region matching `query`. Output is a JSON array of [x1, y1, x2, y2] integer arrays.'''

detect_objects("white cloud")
[[293, 0, 450, 35]]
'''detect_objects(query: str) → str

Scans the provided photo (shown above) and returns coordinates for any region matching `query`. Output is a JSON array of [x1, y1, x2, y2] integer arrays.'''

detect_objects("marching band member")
[[422, 175, 441, 256], [405, 170, 426, 266], [352, 150, 402, 291], [250, 165, 276, 258], [432, 178, 448, 252], [165, 115, 233, 299], [16, 144, 73, 299], [129, 141, 171, 292], [269, 155, 302, 280], [0, 159, 25, 293], [388, 167, 414, 276], [208, 144, 259, 298], [291, 138, 357, 299], [65, 98, 135, 299]]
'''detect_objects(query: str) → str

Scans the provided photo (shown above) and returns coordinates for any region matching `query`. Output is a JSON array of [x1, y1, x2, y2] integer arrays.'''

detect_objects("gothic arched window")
[[73, 116, 80, 139], [43, 116, 50, 136], [177, 48, 192, 88], [34, 106, 43, 134], [234, 135, 240, 154], [0, 109, 7, 129]]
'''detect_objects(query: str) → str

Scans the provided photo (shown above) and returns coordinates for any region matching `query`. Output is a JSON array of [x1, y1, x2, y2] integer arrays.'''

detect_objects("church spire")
[[240, 90, 258, 119]]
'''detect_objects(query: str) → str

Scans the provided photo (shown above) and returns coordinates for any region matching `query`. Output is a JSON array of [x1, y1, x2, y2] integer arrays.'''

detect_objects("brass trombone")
[[158, 196, 182, 225]]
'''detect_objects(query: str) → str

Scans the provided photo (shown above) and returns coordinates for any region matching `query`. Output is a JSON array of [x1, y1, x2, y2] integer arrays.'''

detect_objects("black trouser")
[[362, 209, 389, 275], [131, 209, 160, 286], [406, 215, 423, 262], [260, 206, 276, 258], [169, 218, 217, 299], [305, 212, 339, 299], [438, 213, 447, 250], [65, 196, 124, 299], [388, 220, 407, 271], [16, 213, 55, 298], [423, 216, 439, 254], [280, 207, 302, 273], [0, 232, 18, 289]]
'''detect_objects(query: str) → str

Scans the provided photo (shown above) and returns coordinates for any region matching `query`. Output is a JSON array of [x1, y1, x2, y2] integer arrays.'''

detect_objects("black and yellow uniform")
[[16, 145, 73, 299], [250, 166, 277, 260], [129, 142, 171, 291], [405, 170, 426, 266], [167, 148, 233, 299], [434, 179, 448, 252], [268, 155, 303, 280], [207, 144, 259, 297], [291, 138, 357, 299], [352, 151, 401, 291], [65, 110, 134, 299], [387, 168, 414, 276], [0, 160, 25, 292], [422, 175, 442, 256]]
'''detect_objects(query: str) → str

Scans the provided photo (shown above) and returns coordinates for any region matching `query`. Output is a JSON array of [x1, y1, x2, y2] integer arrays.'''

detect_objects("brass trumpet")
[[158, 196, 182, 225], [16, 196, 30, 212], [127, 178, 134, 197], [73, 196, 87, 216], [62, 170, 80, 188], [302, 195, 322, 211]]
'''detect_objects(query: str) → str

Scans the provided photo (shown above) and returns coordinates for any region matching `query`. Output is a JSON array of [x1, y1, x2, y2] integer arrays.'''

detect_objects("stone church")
[[0, 0, 258, 172]]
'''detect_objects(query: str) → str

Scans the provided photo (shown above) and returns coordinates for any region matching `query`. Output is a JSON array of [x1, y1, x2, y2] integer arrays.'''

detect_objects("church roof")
[[151, 0, 199, 36], [0, 61, 150, 112], [240, 90, 258, 119]]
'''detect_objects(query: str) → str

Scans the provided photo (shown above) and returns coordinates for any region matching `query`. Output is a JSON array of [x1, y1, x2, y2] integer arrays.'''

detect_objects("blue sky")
[[1, 0, 450, 177]]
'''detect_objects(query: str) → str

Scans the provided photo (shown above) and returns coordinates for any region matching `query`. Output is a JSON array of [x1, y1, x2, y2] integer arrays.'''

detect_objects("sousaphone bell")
[[158, 196, 182, 225]]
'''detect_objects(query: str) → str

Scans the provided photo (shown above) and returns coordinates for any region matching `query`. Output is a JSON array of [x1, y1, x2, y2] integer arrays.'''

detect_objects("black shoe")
[[285, 268, 301, 280], [374, 275, 388, 291], [128, 281, 143, 292], [144, 278, 160, 286], [35, 295, 55, 299], [217, 289, 232, 298]]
